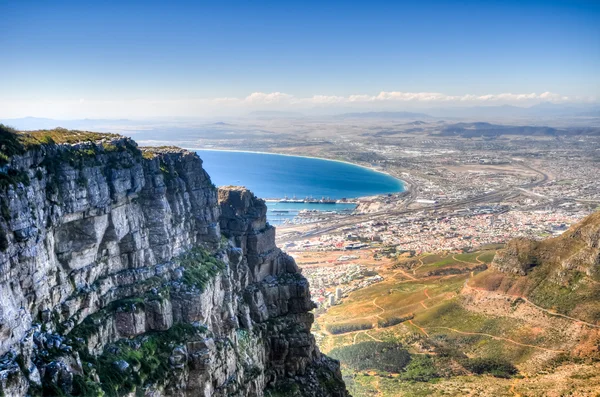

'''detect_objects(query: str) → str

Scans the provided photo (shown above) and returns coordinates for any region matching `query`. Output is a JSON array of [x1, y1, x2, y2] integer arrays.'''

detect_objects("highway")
[[279, 162, 550, 241]]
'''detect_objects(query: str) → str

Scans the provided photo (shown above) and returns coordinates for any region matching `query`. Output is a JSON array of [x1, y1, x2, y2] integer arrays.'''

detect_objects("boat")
[[278, 195, 337, 204], [279, 195, 304, 203], [318, 197, 336, 204]]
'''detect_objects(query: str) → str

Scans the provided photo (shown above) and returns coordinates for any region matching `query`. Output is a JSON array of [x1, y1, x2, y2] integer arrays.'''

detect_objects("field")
[[312, 249, 600, 397]]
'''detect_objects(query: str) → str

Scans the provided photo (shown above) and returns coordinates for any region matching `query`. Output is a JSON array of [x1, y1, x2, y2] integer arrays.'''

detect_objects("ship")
[[279, 195, 305, 203], [278, 195, 337, 204], [305, 196, 336, 204]]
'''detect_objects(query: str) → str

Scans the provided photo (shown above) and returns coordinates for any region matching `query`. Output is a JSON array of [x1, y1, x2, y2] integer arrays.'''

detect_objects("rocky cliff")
[[0, 128, 348, 396]]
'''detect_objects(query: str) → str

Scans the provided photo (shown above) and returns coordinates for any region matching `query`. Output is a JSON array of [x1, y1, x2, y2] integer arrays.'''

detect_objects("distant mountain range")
[[424, 102, 600, 119], [0, 116, 144, 131], [2, 102, 598, 133], [333, 111, 434, 120], [437, 122, 600, 137]]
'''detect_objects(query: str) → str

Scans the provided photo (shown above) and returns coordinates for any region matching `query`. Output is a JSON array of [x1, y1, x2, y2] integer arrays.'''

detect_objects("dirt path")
[[421, 325, 567, 353], [352, 330, 384, 345], [465, 281, 600, 330], [509, 371, 529, 397], [372, 297, 385, 319], [452, 254, 479, 266], [408, 319, 429, 337], [412, 255, 428, 274], [519, 296, 600, 329], [395, 267, 418, 281], [365, 331, 383, 342]]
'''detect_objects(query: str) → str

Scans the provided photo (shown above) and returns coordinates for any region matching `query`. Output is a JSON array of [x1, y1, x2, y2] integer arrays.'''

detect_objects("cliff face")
[[0, 131, 347, 396]]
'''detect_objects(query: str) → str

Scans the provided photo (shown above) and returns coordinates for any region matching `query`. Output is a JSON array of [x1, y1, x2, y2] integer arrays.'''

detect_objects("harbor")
[[266, 201, 357, 225]]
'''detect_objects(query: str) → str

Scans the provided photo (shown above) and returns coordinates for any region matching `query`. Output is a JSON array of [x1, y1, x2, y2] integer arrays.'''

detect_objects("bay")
[[196, 150, 405, 225]]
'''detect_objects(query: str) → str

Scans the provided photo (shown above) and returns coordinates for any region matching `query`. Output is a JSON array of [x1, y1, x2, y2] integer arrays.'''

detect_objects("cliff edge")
[[0, 128, 348, 396]]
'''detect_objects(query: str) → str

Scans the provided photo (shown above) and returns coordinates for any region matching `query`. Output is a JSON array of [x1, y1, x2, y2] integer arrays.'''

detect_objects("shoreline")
[[185, 147, 407, 193]]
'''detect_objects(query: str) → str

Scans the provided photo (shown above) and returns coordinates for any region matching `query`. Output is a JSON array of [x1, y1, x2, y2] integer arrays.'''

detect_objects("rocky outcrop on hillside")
[[491, 238, 541, 276], [489, 211, 600, 323], [492, 211, 600, 278], [0, 130, 348, 396]]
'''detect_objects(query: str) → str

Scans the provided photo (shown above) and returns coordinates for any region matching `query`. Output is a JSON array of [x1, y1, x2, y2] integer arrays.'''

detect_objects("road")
[[280, 162, 549, 241]]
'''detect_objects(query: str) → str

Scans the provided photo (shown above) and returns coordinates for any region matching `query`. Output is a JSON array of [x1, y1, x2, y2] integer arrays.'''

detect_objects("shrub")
[[377, 314, 414, 328], [463, 357, 518, 378], [0, 124, 24, 166], [328, 341, 411, 373], [325, 321, 373, 335], [400, 355, 439, 382]]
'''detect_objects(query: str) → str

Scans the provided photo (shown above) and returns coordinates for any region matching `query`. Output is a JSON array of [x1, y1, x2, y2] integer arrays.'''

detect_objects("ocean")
[[196, 150, 404, 225]]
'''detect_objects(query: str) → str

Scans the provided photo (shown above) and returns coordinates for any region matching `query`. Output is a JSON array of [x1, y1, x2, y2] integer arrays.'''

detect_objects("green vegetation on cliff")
[[175, 246, 226, 290], [69, 324, 207, 397]]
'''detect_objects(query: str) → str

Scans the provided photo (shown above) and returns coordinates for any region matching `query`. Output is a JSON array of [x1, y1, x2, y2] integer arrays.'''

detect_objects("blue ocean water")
[[196, 150, 404, 199], [196, 150, 405, 225]]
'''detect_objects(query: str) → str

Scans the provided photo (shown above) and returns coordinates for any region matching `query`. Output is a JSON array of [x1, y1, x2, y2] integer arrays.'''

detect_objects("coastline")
[[186, 147, 407, 193]]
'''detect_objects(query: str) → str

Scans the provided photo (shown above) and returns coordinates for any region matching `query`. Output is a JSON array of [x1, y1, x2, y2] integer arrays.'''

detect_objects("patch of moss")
[[72, 324, 206, 397], [0, 168, 30, 190], [175, 246, 226, 290]]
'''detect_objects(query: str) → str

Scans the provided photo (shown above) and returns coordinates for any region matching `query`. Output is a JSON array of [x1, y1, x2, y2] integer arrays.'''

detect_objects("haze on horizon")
[[1, 0, 599, 119]]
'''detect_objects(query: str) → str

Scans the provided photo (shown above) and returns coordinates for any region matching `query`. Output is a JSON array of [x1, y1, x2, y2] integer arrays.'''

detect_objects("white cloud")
[[243, 92, 294, 104], [0, 91, 595, 119]]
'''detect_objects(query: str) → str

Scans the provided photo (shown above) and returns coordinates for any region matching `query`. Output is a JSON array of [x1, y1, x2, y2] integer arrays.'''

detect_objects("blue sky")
[[1, 0, 599, 118]]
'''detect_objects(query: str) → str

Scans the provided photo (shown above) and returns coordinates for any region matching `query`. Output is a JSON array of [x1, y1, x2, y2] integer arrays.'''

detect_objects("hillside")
[[478, 211, 600, 323], [0, 127, 348, 396], [312, 215, 600, 396]]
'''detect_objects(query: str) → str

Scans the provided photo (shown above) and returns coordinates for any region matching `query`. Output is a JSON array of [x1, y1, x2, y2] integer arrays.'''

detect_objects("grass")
[[0, 126, 141, 196], [19, 128, 120, 146], [315, 247, 589, 396]]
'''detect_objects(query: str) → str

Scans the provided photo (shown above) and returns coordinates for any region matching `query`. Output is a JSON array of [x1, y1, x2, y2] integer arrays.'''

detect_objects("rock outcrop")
[[0, 129, 348, 396], [488, 210, 600, 323], [492, 211, 600, 278]]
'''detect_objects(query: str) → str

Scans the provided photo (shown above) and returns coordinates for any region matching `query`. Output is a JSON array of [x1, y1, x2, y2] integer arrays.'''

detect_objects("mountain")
[[436, 122, 563, 137], [0, 128, 348, 396], [334, 111, 433, 120], [424, 103, 600, 119], [312, 211, 600, 395], [488, 211, 600, 323], [0, 117, 145, 131], [247, 111, 306, 118]]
